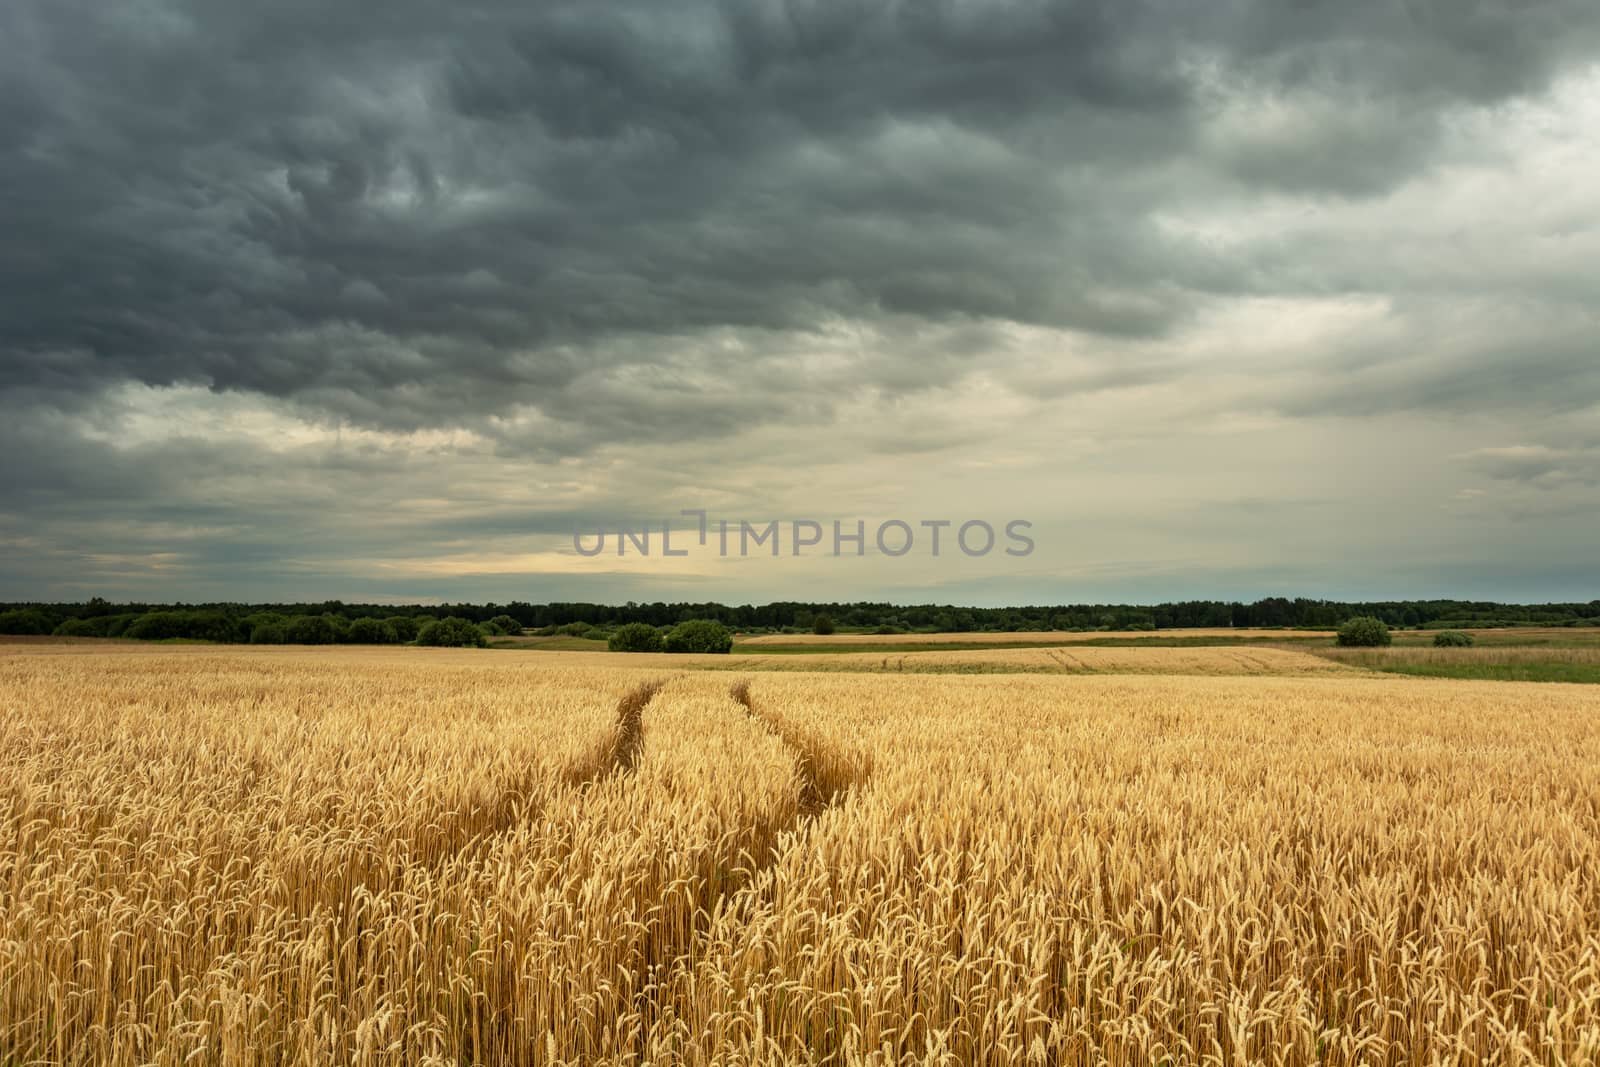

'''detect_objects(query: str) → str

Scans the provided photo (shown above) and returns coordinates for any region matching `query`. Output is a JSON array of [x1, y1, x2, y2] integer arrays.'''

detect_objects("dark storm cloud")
[[6, 0, 1599, 438]]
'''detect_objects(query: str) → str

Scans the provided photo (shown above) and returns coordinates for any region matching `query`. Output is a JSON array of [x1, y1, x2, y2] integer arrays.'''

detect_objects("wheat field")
[[1321, 647, 1600, 670], [3, 645, 1599, 1065], [712, 645, 1352, 675], [735, 629, 1334, 646]]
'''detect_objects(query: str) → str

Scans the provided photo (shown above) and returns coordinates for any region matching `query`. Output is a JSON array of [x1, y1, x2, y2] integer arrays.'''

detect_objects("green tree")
[[250, 622, 287, 644], [608, 622, 664, 653], [416, 617, 487, 648], [1336, 616, 1392, 647], [1433, 630, 1475, 647], [664, 619, 733, 654], [347, 617, 399, 644], [812, 614, 836, 635], [243, 612, 287, 633], [284, 615, 336, 645], [489, 615, 522, 635], [125, 612, 187, 641], [103, 614, 141, 637], [0, 609, 53, 635], [386, 616, 422, 642]]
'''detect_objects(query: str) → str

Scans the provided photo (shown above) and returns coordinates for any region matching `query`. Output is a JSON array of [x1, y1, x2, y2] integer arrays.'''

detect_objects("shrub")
[[812, 614, 836, 636], [386, 616, 422, 642], [663, 619, 733, 654], [559, 622, 594, 638], [608, 622, 664, 653], [347, 617, 399, 644], [478, 620, 507, 637], [52, 618, 98, 637], [874, 624, 902, 635], [0, 609, 53, 635], [416, 617, 487, 648], [1433, 630, 1475, 648], [284, 615, 336, 645], [489, 615, 522, 635], [322, 614, 351, 643], [1336, 616, 1392, 648]]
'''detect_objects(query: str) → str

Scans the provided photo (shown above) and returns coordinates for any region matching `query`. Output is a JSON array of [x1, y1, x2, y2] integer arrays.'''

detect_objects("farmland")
[[3, 643, 1599, 1065], [728, 628, 1336, 655]]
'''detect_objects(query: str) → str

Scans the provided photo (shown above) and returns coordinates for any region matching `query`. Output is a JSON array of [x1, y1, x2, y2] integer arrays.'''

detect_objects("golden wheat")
[[736, 628, 1334, 646], [702, 645, 1353, 676], [526, 645, 1354, 676], [2, 645, 1598, 1065], [1320, 646, 1600, 670]]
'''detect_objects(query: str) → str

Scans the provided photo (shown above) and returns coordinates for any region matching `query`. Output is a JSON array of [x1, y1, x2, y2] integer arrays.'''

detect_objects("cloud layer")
[[4, 0, 1599, 602]]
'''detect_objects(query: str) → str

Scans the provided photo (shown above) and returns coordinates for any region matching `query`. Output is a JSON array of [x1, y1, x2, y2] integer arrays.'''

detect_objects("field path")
[[729, 678, 872, 817], [600, 678, 661, 778]]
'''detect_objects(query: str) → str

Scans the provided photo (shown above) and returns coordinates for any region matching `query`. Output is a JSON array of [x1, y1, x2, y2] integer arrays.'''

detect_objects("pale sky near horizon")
[[3, 1, 1599, 606]]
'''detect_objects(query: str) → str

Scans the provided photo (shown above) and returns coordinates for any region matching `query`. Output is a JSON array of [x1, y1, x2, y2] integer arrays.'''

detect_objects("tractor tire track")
[[302, 679, 668, 942], [573, 678, 867, 1060], [438, 679, 664, 867], [559, 677, 664, 788], [730, 678, 871, 819], [621, 679, 881, 1051], [1048, 648, 1080, 672]]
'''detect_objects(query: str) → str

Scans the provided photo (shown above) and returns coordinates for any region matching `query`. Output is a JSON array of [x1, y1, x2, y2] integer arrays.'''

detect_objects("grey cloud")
[[1466, 445, 1600, 489], [1468, 446, 1568, 484], [4, 0, 1600, 604], [1300, 317, 1599, 420], [6, 0, 1599, 439], [1201, 91, 1442, 198], [1215, 0, 1599, 104]]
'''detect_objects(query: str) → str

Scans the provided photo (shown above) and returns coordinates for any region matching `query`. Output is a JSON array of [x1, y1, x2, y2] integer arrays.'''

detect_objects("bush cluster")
[[347, 618, 399, 644], [604, 619, 732, 655], [664, 620, 734, 654], [608, 623, 665, 653], [1336, 617, 1392, 648], [1433, 630, 1475, 647], [416, 617, 487, 648]]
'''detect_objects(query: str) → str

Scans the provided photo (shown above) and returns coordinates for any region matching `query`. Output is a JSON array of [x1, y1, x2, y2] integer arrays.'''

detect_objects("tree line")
[[1, 595, 1597, 644], [0, 602, 523, 647]]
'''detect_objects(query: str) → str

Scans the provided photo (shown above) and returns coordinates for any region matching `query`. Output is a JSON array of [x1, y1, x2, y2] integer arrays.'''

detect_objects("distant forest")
[[2, 596, 1598, 644]]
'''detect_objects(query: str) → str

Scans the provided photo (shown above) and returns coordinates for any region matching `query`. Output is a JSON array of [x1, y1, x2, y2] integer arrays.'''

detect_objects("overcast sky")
[[3, 0, 1598, 606]]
